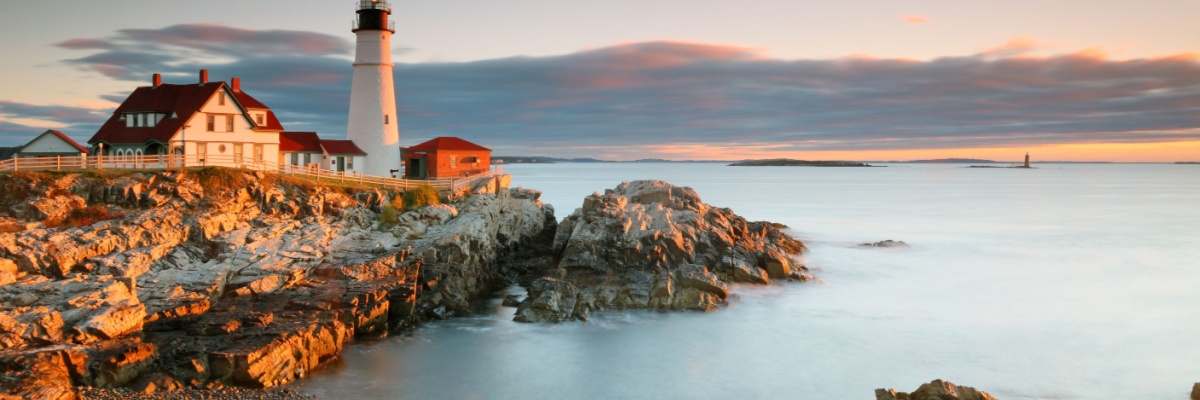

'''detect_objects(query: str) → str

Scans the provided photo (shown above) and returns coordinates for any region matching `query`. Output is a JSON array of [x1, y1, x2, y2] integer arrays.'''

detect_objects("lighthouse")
[[347, 0, 401, 177]]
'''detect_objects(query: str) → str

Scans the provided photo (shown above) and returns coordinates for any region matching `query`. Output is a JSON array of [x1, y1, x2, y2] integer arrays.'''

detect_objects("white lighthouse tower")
[[347, 0, 401, 177]]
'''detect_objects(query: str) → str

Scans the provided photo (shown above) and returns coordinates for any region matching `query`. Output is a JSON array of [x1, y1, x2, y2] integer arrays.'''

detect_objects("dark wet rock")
[[501, 295, 522, 307], [876, 379, 998, 400], [514, 180, 810, 323], [860, 239, 908, 248]]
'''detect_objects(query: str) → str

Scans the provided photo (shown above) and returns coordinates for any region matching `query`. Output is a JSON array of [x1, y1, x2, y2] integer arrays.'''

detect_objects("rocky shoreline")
[[0, 168, 555, 398], [0, 168, 819, 398]]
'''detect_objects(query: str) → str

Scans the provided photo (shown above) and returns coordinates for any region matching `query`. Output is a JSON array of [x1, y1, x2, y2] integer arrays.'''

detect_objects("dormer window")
[[257, 114, 264, 125], [124, 112, 166, 128], [219, 92, 226, 106]]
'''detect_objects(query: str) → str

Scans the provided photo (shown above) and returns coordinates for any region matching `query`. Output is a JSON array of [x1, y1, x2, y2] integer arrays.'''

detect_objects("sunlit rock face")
[[0, 170, 554, 396], [514, 180, 810, 323], [875, 379, 999, 400]]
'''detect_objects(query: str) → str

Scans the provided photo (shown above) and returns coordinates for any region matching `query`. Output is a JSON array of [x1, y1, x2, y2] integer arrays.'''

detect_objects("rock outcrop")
[[514, 180, 809, 322], [860, 239, 908, 248], [876, 379, 998, 400], [0, 169, 554, 397]]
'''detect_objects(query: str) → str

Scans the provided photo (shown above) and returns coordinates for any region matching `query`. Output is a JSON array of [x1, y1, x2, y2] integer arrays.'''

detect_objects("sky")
[[0, 0, 1197, 161]]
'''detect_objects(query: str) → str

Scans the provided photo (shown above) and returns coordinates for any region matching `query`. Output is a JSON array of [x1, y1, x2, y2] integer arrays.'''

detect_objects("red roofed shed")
[[402, 137, 491, 179]]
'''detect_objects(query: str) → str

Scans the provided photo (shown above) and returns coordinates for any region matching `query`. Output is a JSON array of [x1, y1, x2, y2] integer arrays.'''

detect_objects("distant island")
[[1177, 162, 1200, 165], [728, 159, 877, 167], [493, 156, 732, 164]]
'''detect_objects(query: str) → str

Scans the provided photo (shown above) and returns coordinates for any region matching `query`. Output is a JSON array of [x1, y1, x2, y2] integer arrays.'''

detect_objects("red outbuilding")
[[402, 137, 491, 179]]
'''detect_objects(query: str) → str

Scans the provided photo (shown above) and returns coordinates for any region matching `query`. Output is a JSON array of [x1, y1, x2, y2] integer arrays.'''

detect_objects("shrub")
[[402, 184, 439, 209], [379, 205, 400, 228]]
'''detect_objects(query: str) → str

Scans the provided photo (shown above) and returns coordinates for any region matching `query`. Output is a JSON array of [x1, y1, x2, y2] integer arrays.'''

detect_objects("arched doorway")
[[146, 143, 166, 167]]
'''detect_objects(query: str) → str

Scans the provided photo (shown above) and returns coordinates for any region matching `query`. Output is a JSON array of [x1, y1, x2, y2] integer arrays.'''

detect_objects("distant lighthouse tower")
[[347, 0, 401, 177], [1024, 152, 1030, 168]]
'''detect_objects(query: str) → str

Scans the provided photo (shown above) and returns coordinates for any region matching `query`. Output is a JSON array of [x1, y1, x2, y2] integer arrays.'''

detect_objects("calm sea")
[[297, 162, 1200, 399]]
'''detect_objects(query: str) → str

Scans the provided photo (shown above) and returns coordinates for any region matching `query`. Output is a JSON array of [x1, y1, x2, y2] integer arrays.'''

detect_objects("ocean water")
[[297, 163, 1200, 399]]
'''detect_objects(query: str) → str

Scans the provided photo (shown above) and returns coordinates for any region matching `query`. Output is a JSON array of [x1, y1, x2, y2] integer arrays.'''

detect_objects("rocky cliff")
[[876, 380, 999, 400], [513, 180, 809, 322], [0, 169, 554, 398]]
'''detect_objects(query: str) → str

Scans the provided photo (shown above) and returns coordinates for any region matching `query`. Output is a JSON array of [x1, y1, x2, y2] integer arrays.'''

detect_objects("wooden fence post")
[[56, 155, 61, 171]]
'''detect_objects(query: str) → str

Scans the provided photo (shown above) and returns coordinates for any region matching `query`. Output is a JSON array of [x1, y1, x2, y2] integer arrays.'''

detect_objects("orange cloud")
[[982, 36, 1055, 57], [900, 14, 930, 24]]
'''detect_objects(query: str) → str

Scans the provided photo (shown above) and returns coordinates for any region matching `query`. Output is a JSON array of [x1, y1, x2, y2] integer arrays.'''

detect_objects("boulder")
[[515, 180, 809, 322], [513, 278, 586, 323]]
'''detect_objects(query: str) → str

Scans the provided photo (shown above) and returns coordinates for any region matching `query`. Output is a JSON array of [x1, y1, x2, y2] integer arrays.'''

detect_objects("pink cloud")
[[900, 14, 931, 24], [982, 36, 1055, 58]]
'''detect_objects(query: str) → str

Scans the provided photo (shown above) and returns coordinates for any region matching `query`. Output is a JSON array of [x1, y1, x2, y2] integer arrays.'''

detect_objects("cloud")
[[900, 14, 931, 24], [981, 36, 1055, 58], [0, 102, 110, 146], [56, 24, 351, 81], [34, 25, 1200, 159]]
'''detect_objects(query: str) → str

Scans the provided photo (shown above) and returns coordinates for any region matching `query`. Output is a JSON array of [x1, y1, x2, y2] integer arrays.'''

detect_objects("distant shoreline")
[[492, 156, 1170, 164], [728, 159, 878, 167]]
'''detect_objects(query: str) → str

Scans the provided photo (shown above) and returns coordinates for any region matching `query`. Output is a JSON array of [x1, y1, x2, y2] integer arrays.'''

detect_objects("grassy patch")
[[403, 184, 440, 209]]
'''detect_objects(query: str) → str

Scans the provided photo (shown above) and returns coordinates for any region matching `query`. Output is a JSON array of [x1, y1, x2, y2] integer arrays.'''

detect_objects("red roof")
[[321, 139, 366, 155], [279, 132, 323, 152], [405, 137, 491, 152], [88, 81, 284, 145], [233, 89, 284, 131], [41, 130, 89, 153]]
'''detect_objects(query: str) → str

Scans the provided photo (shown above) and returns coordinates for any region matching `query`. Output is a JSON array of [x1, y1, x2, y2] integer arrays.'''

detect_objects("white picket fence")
[[0, 154, 504, 193]]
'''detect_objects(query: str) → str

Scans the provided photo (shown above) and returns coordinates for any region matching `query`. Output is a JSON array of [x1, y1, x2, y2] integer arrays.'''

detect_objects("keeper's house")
[[87, 70, 283, 167]]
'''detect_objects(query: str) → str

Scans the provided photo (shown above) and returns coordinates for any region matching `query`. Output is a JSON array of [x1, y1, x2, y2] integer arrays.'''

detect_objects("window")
[[225, 115, 234, 132], [206, 115, 215, 131], [197, 143, 207, 161], [257, 114, 264, 125], [450, 155, 458, 169], [125, 114, 134, 127], [347, 157, 354, 169], [219, 92, 226, 106], [253, 144, 263, 162], [291, 153, 299, 165], [384, 115, 389, 124], [304, 153, 311, 165], [234, 145, 243, 162]]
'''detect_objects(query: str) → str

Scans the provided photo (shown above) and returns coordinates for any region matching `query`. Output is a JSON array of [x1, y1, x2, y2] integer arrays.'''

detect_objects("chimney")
[[231, 77, 241, 91], [152, 73, 162, 88], [199, 69, 208, 84]]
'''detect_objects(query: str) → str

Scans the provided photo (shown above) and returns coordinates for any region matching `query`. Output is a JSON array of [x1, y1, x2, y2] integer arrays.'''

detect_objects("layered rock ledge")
[[876, 380, 998, 400], [0, 169, 554, 398], [514, 180, 810, 322]]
